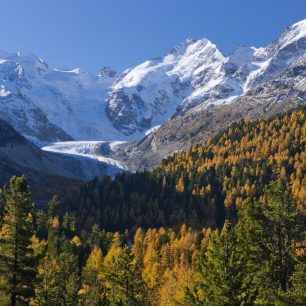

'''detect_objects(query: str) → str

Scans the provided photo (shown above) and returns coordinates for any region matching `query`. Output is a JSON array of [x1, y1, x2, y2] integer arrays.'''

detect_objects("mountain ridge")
[[0, 19, 305, 175], [0, 19, 304, 144]]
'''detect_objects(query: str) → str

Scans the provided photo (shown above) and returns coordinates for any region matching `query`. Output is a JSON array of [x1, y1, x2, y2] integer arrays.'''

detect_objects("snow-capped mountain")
[[104, 20, 306, 171], [0, 51, 120, 143], [106, 38, 225, 134], [106, 19, 306, 135], [0, 19, 305, 147]]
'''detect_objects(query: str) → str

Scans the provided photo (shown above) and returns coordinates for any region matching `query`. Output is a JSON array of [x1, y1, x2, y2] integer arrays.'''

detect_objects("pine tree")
[[186, 220, 243, 306], [0, 176, 36, 305], [236, 181, 304, 304], [106, 245, 148, 305]]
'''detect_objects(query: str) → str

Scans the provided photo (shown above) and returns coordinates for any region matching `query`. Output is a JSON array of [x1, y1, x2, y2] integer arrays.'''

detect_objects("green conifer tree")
[[106, 245, 148, 306], [47, 195, 60, 220], [284, 261, 306, 305], [186, 220, 243, 306], [0, 176, 36, 305], [236, 181, 304, 304], [34, 235, 80, 306]]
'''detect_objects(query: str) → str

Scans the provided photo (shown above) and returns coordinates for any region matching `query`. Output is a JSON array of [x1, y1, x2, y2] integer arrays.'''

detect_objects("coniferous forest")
[[0, 109, 305, 305]]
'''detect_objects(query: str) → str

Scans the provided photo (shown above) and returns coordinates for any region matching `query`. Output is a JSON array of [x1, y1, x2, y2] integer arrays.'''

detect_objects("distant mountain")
[[107, 20, 306, 170], [0, 20, 305, 146], [0, 51, 119, 143], [0, 19, 305, 175], [106, 19, 306, 136]]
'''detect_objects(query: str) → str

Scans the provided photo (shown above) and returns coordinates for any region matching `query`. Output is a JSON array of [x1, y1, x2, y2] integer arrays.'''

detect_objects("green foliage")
[[235, 181, 304, 304], [34, 235, 80, 305], [283, 261, 306, 305], [47, 195, 60, 219], [186, 221, 243, 306], [0, 176, 36, 305], [106, 245, 148, 306]]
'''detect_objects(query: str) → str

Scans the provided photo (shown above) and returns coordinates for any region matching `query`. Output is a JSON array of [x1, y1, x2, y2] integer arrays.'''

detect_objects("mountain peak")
[[169, 37, 197, 55], [291, 18, 306, 30], [184, 37, 197, 45], [277, 19, 306, 50]]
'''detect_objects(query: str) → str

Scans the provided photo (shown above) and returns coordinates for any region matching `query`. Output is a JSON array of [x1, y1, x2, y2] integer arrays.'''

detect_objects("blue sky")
[[0, 0, 305, 73]]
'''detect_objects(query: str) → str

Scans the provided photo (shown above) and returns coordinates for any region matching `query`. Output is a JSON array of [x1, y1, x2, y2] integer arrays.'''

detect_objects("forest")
[[63, 108, 306, 232], [0, 108, 305, 305]]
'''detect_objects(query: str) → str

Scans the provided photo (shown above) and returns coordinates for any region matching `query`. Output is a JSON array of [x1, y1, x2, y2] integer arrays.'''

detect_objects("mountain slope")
[[62, 108, 306, 232], [110, 97, 305, 171], [0, 119, 125, 196]]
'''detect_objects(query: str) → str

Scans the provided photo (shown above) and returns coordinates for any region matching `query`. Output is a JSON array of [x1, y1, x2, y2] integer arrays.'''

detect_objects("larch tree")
[[79, 245, 108, 305]]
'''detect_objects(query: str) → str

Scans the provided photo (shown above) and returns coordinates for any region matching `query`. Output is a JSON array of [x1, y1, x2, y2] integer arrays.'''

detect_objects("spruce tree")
[[106, 245, 148, 305], [186, 220, 243, 306], [236, 180, 304, 304], [0, 176, 36, 305]]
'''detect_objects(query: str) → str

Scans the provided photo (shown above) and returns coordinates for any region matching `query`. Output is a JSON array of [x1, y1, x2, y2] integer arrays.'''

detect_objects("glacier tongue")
[[42, 141, 128, 177]]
